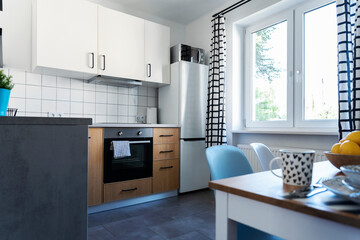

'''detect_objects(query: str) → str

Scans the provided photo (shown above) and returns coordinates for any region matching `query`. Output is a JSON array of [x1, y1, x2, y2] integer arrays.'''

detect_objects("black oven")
[[103, 128, 153, 183]]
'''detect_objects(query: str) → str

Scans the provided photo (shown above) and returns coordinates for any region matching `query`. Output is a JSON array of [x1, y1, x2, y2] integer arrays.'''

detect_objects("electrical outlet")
[[136, 115, 145, 123], [47, 112, 63, 117]]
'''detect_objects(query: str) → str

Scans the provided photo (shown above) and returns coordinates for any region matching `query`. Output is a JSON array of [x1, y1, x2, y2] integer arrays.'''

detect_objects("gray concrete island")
[[0, 117, 92, 240]]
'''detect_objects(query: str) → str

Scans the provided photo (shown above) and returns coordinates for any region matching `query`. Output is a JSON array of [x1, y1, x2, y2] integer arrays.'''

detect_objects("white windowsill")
[[232, 128, 338, 136]]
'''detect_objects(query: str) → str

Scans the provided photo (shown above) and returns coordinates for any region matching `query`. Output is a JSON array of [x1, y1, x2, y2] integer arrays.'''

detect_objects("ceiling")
[[111, 0, 232, 25]]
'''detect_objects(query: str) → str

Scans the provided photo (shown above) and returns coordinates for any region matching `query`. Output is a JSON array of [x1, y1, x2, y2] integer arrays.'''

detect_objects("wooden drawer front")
[[104, 178, 152, 202], [153, 143, 179, 160], [153, 159, 179, 193], [153, 128, 179, 144]]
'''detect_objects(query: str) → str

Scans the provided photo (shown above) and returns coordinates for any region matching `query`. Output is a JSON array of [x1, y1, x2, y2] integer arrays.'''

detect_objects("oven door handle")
[[129, 140, 151, 144]]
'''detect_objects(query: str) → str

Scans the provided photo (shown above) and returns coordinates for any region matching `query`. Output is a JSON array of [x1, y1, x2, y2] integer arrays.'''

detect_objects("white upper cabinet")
[[145, 21, 170, 84], [32, 0, 98, 78], [98, 6, 145, 81]]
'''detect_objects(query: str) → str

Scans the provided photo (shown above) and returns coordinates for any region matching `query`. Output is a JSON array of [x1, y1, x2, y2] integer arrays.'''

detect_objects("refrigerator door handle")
[[181, 138, 205, 141]]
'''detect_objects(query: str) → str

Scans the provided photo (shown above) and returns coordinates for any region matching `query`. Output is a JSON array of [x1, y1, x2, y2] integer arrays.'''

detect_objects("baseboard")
[[88, 190, 178, 214]]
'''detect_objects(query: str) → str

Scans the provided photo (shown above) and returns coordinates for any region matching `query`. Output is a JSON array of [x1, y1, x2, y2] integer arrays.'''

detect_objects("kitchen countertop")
[[0, 116, 92, 125], [90, 123, 180, 128]]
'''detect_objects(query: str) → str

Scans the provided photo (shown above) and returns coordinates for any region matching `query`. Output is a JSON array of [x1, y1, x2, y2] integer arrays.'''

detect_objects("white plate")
[[322, 176, 360, 204], [341, 165, 360, 187]]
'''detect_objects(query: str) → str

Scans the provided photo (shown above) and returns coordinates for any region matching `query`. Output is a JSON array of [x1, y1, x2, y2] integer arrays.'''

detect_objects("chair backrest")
[[250, 143, 278, 171], [205, 145, 253, 181]]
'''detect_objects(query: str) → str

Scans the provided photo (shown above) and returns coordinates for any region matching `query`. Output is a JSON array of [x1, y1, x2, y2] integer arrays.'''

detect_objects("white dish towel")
[[110, 141, 131, 159]]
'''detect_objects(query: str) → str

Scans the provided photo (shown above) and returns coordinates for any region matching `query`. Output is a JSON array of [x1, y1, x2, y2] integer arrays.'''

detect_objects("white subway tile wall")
[[2, 68, 158, 123]]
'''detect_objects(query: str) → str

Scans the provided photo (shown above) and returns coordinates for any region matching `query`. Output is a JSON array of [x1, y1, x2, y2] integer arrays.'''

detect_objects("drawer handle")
[[121, 187, 138, 192], [160, 166, 173, 170], [159, 150, 174, 154], [159, 135, 173, 137]]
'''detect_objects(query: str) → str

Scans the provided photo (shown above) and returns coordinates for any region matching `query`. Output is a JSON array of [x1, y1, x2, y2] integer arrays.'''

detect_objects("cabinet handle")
[[159, 150, 173, 154], [90, 53, 95, 69], [121, 187, 138, 192], [160, 166, 173, 170], [88, 137, 91, 139], [159, 135, 173, 137], [147, 64, 151, 77], [101, 55, 106, 71]]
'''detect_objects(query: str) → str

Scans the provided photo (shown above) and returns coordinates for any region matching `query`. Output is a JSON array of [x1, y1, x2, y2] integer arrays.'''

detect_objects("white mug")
[[269, 149, 315, 187]]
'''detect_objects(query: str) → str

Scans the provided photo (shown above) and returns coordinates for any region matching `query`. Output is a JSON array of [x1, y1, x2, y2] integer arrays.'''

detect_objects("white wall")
[[185, 0, 338, 150]]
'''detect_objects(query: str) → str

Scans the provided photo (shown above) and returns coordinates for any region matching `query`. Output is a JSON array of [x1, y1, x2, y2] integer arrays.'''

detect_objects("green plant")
[[0, 70, 14, 90]]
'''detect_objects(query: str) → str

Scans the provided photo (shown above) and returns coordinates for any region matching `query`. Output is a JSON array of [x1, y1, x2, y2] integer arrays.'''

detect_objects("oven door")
[[103, 138, 153, 183]]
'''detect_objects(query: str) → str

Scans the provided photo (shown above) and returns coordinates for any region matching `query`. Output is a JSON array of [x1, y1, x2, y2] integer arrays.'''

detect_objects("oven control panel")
[[104, 128, 153, 139]]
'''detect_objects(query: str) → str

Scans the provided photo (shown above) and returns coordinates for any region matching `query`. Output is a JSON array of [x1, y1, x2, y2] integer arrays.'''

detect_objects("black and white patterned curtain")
[[205, 16, 227, 148], [337, 0, 360, 139]]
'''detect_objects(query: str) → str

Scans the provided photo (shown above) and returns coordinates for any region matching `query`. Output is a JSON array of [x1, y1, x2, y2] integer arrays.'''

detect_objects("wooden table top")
[[209, 161, 360, 229]]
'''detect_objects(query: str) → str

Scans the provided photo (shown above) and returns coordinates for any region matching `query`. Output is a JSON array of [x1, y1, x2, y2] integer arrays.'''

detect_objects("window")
[[245, 0, 337, 130]]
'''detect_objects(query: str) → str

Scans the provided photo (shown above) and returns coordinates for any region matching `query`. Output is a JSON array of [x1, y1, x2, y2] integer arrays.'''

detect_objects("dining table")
[[209, 161, 360, 240]]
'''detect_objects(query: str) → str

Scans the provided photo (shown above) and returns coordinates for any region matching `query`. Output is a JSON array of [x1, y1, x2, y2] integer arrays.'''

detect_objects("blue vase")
[[0, 88, 11, 116]]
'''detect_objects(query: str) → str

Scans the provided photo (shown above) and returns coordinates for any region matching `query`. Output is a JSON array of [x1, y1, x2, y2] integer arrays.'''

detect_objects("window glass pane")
[[252, 21, 288, 121], [304, 3, 337, 120]]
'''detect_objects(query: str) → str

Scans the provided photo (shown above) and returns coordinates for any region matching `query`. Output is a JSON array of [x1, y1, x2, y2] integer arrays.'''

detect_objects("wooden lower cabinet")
[[88, 128, 104, 206], [153, 159, 180, 193], [104, 177, 153, 202], [153, 143, 179, 160]]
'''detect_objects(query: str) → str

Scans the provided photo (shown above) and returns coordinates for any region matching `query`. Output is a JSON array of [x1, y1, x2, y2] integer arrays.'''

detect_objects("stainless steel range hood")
[[87, 75, 142, 88]]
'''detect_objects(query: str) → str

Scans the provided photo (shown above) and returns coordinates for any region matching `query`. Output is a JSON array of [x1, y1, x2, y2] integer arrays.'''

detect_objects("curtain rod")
[[212, 0, 252, 18]]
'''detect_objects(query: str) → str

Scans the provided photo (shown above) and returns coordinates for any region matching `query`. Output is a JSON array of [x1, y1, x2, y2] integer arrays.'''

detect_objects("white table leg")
[[216, 190, 237, 240]]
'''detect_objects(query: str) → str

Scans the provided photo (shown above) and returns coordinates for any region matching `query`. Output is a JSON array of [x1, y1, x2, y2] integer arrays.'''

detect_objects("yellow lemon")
[[331, 143, 341, 153], [340, 140, 360, 155], [345, 131, 360, 145], [339, 139, 347, 143]]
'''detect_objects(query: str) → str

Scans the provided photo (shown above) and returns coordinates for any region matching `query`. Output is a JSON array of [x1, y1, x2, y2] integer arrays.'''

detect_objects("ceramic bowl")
[[340, 165, 360, 187], [324, 152, 360, 169]]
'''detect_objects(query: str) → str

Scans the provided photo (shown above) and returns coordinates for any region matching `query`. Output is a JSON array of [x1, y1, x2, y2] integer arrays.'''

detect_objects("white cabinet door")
[[145, 21, 170, 84], [33, 0, 98, 75], [98, 6, 145, 81]]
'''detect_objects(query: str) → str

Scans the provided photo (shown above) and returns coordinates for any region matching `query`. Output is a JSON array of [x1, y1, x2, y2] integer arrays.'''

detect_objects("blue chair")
[[206, 145, 282, 240]]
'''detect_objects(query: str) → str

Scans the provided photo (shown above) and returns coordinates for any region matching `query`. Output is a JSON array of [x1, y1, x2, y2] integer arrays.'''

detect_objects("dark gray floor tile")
[[170, 231, 212, 240], [149, 218, 200, 239], [88, 226, 117, 240], [88, 189, 215, 240]]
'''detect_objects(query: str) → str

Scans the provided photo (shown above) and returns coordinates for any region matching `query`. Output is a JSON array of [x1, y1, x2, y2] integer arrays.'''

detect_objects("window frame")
[[244, 0, 337, 130], [294, 0, 337, 128], [245, 11, 294, 128]]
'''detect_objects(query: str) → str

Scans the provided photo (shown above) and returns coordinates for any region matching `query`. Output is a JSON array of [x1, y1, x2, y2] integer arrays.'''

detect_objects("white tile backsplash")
[[42, 75, 57, 87], [84, 91, 96, 103], [42, 100, 56, 113], [57, 101, 70, 114], [107, 93, 118, 105], [71, 102, 83, 114], [71, 89, 84, 102], [11, 84, 26, 98], [26, 85, 41, 99], [84, 103, 96, 115], [57, 88, 70, 101], [26, 73, 42, 85], [57, 77, 71, 88], [26, 99, 41, 112], [96, 92, 107, 104], [5, 68, 158, 123], [71, 79, 84, 90], [42, 87, 57, 100], [96, 103, 107, 115], [107, 104, 117, 116]]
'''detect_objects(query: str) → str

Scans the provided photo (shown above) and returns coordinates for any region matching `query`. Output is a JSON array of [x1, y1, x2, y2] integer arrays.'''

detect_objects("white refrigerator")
[[159, 61, 210, 193]]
